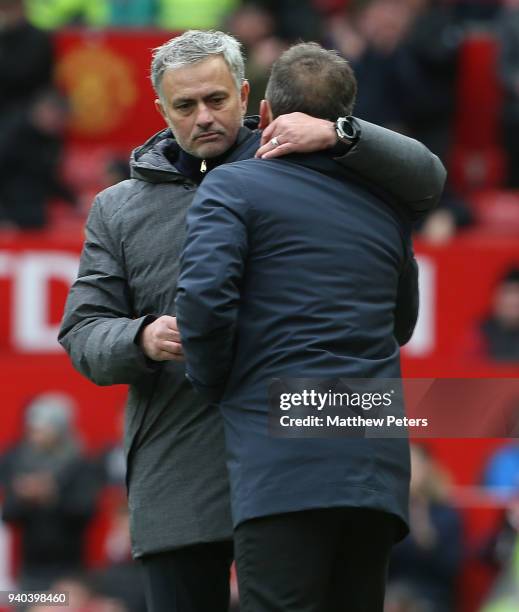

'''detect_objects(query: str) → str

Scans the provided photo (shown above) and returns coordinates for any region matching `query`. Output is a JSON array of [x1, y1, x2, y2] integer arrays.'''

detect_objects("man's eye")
[[211, 97, 225, 105], [175, 103, 191, 111]]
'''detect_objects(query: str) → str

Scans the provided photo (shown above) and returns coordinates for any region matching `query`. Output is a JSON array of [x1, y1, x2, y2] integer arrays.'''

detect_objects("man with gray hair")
[[60, 30, 445, 612]]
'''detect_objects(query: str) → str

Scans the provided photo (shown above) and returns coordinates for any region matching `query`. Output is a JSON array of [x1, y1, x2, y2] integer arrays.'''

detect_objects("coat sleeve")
[[335, 117, 447, 218], [58, 196, 159, 386], [394, 240, 419, 346], [175, 167, 249, 403]]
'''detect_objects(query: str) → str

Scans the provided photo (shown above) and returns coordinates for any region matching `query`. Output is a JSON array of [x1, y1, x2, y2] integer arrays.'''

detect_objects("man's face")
[[155, 56, 249, 159], [494, 282, 519, 327]]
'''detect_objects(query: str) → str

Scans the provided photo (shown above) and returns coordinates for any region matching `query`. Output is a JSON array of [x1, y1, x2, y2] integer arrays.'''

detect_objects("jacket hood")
[[130, 116, 261, 184]]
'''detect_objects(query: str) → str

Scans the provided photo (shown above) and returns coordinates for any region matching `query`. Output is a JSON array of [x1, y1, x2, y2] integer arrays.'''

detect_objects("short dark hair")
[[265, 43, 357, 121], [502, 266, 519, 285]]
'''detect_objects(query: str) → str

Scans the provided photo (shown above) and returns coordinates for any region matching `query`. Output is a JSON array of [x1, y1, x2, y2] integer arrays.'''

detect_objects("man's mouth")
[[195, 132, 223, 141]]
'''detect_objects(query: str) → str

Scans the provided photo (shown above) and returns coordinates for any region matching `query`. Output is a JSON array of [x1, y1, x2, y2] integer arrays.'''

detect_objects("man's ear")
[[240, 80, 250, 116], [259, 99, 273, 130], [154, 99, 166, 123]]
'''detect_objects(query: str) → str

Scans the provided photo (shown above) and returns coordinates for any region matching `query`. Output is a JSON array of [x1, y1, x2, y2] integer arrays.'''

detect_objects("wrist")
[[326, 120, 339, 148], [135, 315, 157, 349], [139, 326, 149, 350]]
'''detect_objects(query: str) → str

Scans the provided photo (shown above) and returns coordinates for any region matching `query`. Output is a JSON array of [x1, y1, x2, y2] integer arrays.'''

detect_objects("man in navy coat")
[[176, 43, 421, 612]]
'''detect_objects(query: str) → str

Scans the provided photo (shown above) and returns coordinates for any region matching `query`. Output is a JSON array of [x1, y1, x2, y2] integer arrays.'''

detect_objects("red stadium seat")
[[62, 143, 129, 188], [469, 189, 519, 232], [61, 145, 114, 195], [453, 32, 502, 150], [450, 32, 505, 192], [449, 145, 505, 192]]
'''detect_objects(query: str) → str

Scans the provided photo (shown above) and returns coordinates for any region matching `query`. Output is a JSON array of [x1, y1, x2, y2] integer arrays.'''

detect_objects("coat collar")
[[130, 116, 260, 184]]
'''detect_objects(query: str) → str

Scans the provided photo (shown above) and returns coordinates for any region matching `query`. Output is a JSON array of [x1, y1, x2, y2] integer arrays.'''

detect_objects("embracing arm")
[[257, 113, 446, 217], [175, 167, 248, 402], [335, 118, 446, 217], [58, 197, 160, 386]]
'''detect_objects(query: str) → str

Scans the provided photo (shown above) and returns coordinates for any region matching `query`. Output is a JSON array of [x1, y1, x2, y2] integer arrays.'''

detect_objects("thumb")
[[260, 120, 276, 146], [167, 315, 179, 331]]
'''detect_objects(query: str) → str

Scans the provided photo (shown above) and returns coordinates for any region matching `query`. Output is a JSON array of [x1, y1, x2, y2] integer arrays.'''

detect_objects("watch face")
[[338, 118, 356, 140]]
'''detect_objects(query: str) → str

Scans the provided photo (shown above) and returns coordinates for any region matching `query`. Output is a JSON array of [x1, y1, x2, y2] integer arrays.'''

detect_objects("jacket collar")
[[130, 116, 260, 184]]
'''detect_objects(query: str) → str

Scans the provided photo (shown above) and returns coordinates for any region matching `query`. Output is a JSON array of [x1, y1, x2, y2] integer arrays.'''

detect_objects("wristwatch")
[[334, 116, 360, 146]]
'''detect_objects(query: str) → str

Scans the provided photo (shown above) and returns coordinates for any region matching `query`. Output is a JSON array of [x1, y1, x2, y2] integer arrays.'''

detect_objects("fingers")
[[256, 135, 291, 159], [259, 143, 295, 160], [154, 350, 185, 362], [154, 316, 181, 341], [256, 133, 283, 157], [259, 113, 301, 147], [259, 120, 277, 146], [140, 316, 183, 361], [258, 113, 336, 158], [161, 340, 184, 357], [150, 338, 183, 360], [165, 329, 182, 342], [151, 342, 184, 362], [255, 139, 275, 159], [152, 329, 181, 344], [158, 314, 180, 333]]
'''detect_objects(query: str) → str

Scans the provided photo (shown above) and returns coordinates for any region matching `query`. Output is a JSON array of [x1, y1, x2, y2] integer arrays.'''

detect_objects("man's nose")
[[196, 103, 215, 128]]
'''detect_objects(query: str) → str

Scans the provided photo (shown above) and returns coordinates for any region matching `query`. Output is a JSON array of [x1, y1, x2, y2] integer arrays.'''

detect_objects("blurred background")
[[0, 0, 518, 610]]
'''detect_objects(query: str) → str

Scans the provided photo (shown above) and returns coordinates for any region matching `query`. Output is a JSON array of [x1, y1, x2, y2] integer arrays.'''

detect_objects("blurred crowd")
[[0, 393, 145, 611], [466, 266, 519, 363], [0, 0, 518, 240], [0, 0, 504, 31]]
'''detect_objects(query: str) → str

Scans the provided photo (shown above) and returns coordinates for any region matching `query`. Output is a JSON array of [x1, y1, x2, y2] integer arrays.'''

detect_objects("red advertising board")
[[0, 229, 124, 452]]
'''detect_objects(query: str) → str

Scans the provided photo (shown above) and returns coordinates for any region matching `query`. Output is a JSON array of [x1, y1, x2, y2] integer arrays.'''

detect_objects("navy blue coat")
[[176, 152, 418, 537]]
